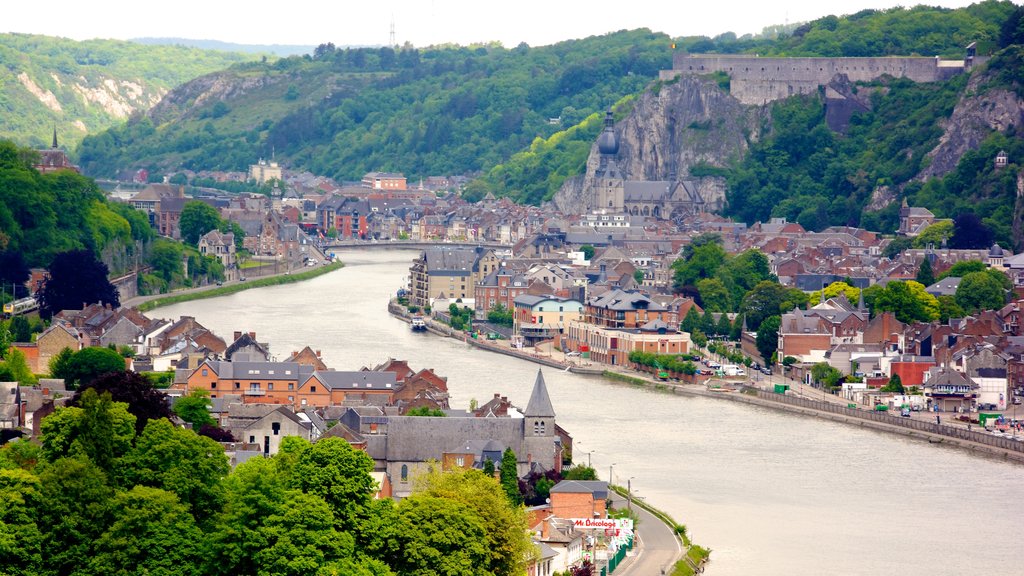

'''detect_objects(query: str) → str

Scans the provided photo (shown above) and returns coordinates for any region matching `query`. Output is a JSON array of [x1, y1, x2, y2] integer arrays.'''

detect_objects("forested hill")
[[76, 30, 674, 180], [0, 34, 258, 149]]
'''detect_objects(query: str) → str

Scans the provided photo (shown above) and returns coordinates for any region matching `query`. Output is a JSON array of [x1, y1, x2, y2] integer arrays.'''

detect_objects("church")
[[590, 110, 706, 221]]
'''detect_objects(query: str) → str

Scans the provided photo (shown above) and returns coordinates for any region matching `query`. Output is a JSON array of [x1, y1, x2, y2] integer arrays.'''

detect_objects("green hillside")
[[0, 34, 259, 150], [77, 30, 674, 180]]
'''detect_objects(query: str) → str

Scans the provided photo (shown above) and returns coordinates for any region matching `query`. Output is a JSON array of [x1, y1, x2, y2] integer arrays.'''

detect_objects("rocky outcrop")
[[554, 74, 765, 214], [148, 71, 284, 124], [918, 71, 1024, 180]]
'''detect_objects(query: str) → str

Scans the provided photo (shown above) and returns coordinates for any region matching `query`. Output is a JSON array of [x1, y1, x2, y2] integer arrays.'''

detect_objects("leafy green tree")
[[76, 369, 172, 433], [392, 496, 489, 576], [915, 258, 935, 287], [883, 236, 913, 259], [715, 312, 732, 338], [696, 277, 730, 312], [1, 348, 36, 385], [0, 467, 43, 575], [672, 242, 727, 289], [912, 221, 953, 248], [118, 418, 230, 525], [482, 459, 496, 478], [939, 260, 987, 280], [35, 457, 115, 576], [405, 406, 446, 417], [937, 295, 966, 322], [633, 269, 645, 284], [881, 373, 905, 394], [810, 362, 843, 391], [0, 322, 11, 361], [37, 249, 120, 319], [60, 346, 126, 389], [148, 238, 185, 283], [739, 281, 807, 332], [756, 316, 781, 364], [40, 389, 137, 474], [680, 307, 702, 334], [700, 309, 717, 335], [292, 437, 377, 533], [179, 201, 222, 245], [955, 271, 1007, 314], [47, 346, 74, 379], [415, 468, 534, 576], [173, 389, 215, 429], [0, 251, 30, 298], [499, 448, 521, 506], [486, 303, 514, 327], [808, 281, 861, 306], [870, 280, 939, 323], [8, 316, 31, 343], [88, 486, 203, 576], [562, 465, 598, 481]]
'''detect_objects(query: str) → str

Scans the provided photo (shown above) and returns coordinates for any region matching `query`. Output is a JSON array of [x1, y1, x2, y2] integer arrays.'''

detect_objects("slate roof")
[[550, 480, 609, 500], [525, 369, 555, 418], [422, 246, 479, 276], [313, 371, 397, 390], [588, 289, 667, 312], [384, 416, 524, 461]]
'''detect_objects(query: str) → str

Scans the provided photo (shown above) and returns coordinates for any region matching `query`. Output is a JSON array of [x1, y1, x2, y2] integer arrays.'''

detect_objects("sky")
[[4, 0, 989, 48]]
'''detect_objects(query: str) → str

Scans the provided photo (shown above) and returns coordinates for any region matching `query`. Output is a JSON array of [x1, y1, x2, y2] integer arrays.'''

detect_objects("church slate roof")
[[384, 416, 525, 462], [525, 369, 555, 418]]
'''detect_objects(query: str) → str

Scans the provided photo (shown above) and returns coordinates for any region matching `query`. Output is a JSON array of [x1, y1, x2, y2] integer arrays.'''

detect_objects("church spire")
[[51, 126, 58, 149], [525, 369, 555, 419]]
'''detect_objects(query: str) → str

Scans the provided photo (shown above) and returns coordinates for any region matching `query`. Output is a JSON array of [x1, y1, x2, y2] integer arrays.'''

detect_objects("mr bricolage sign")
[[570, 518, 634, 532]]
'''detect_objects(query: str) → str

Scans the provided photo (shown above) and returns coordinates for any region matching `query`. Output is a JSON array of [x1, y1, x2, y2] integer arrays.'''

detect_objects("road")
[[617, 501, 682, 576]]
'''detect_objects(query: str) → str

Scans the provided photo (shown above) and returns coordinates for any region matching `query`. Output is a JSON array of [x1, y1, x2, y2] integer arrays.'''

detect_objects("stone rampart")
[[662, 54, 970, 105]]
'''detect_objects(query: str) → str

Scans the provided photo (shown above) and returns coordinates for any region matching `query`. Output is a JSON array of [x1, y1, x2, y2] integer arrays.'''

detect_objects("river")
[[156, 250, 1024, 576]]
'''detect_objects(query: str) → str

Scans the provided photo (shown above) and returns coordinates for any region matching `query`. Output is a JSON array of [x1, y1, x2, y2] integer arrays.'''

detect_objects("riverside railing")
[[747, 387, 1024, 453]]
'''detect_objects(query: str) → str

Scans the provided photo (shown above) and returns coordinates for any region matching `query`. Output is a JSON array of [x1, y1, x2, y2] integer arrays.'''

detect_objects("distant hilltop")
[[663, 44, 985, 105], [130, 37, 321, 57]]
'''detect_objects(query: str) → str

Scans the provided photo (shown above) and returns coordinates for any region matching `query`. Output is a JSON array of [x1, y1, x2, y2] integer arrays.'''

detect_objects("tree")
[[911, 220, 953, 248], [88, 486, 203, 576], [499, 448, 521, 506], [60, 346, 127, 389], [882, 236, 912, 259], [0, 467, 43, 575], [955, 271, 1007, 314], [755, 316, 781, 364], [40, 389, 137, 474], [739, 281, 807, 331], [414, 468, 534, 576], [870, 280, 939, 323], [47, 347, 74, 379], [915, 258, 935, 287], [937, 295, 966, 322], [0, 251, 30, 298], [808, 281, 860, 306], [392, 496, 489, 576], [118, 418, 230, 524], [179, 201, 222, 245], [148, 238, 185, 283], [949, 213, 993, 249], [696, 278, 730, 312], [715, 312, 732, 339], [1, 348, 36, 385], [76, 369, 172, 433], [482, 458, 495, 478], [9, 316, 31, 342], [292, 437, 377, 533], [562, 465, 598, 481], [810, 362, 842, 391], [672, 242, 727, 288], [633, 269, 645, 284], [173, 389, 215, 429], [405, 406, 446, 417], [938, 260, 986, 280], [680, 307, 702, 334], [34, 457, 114, 576], [36, 249, 119, 318], [579, 245, 595, 261], [881, 373, 905, 394]]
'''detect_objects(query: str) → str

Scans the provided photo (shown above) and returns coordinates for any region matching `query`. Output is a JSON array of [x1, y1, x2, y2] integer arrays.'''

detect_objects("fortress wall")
[[665, 54, 966, 105]]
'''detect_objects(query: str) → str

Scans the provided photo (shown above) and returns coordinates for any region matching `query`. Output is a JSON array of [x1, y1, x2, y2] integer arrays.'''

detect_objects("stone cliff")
[[918, 71, 1024, 181], [553, 74, 766, 214]]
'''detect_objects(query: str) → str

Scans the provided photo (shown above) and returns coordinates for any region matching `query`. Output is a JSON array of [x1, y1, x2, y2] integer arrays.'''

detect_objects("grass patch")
[[601, 371, 648, 386], [688, 545, 711, 563], [138, 262, 343, 312]]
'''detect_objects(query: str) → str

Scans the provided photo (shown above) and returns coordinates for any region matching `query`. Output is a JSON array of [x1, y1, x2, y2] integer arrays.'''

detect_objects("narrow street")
[[616, 502, 683, 576]]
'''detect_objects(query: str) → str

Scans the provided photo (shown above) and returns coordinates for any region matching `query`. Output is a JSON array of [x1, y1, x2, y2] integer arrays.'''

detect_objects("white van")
[[722, 365, 746, 377]]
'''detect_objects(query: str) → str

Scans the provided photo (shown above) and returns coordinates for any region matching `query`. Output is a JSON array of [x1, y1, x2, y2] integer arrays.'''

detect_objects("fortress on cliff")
[[660, 43, 984, 105]]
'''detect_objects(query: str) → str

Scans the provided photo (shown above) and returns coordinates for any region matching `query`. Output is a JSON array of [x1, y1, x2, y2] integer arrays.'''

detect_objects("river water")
[[156, 250, 1024, 576]]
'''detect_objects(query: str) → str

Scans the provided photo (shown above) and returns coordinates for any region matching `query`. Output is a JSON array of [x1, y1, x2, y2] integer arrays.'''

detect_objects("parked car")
[[900, 408, 912, 417]]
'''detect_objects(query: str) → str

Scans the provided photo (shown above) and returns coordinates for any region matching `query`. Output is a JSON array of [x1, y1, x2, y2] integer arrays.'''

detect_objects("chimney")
[[249, 332, 256, 339], [316, 350, 321, 357], [234, 331, 242, 341], [42, 387, 50, 396]]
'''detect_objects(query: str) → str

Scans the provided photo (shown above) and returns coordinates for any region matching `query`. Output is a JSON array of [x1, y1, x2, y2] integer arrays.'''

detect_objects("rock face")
[[148, 71, 283, 124], [919, 71, 1024, 181], [553, 74, 765, 214]]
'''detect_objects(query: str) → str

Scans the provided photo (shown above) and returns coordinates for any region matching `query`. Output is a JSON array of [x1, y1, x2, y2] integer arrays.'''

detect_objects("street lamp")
[[586, 450, 595, 468], [627, 477, 635, 512], [608, 463, 616, 487]]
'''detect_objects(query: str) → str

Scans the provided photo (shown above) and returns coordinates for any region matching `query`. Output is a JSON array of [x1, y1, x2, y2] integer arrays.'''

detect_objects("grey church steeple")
[[525, 369, 555, 419]]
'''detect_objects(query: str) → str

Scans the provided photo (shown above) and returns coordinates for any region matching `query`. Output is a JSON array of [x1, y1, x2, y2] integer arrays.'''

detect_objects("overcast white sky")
[[4, 0, 989, 48]]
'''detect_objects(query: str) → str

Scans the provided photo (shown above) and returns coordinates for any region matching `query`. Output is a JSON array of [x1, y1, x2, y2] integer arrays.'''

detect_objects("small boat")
[[411, 316, 427, 331]]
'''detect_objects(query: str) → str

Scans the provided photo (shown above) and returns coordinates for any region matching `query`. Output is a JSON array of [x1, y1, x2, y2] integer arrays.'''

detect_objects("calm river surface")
[[157, 250, 1024, 576]]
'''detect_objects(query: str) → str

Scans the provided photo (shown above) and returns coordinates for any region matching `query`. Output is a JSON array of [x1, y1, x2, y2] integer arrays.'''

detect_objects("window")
[[534, 420, 540, 434], [234, 382, 240, 389], [268, 383, 274, 391], [401, 465, 408, 482], [202, 369, 208, 376], [310, 386, 317, 393], [540, 421, 546, 434], [456, 456, 465, 467], [272, 422, 281, 435], [211, 382, 217, 389], [249, 436, 255, 443], [288, 383, 294, 390]]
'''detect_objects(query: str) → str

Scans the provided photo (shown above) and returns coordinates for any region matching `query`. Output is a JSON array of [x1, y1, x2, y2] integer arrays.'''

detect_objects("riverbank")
[[389, 301, 1024, 465], [127, 262, 344, 311]]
